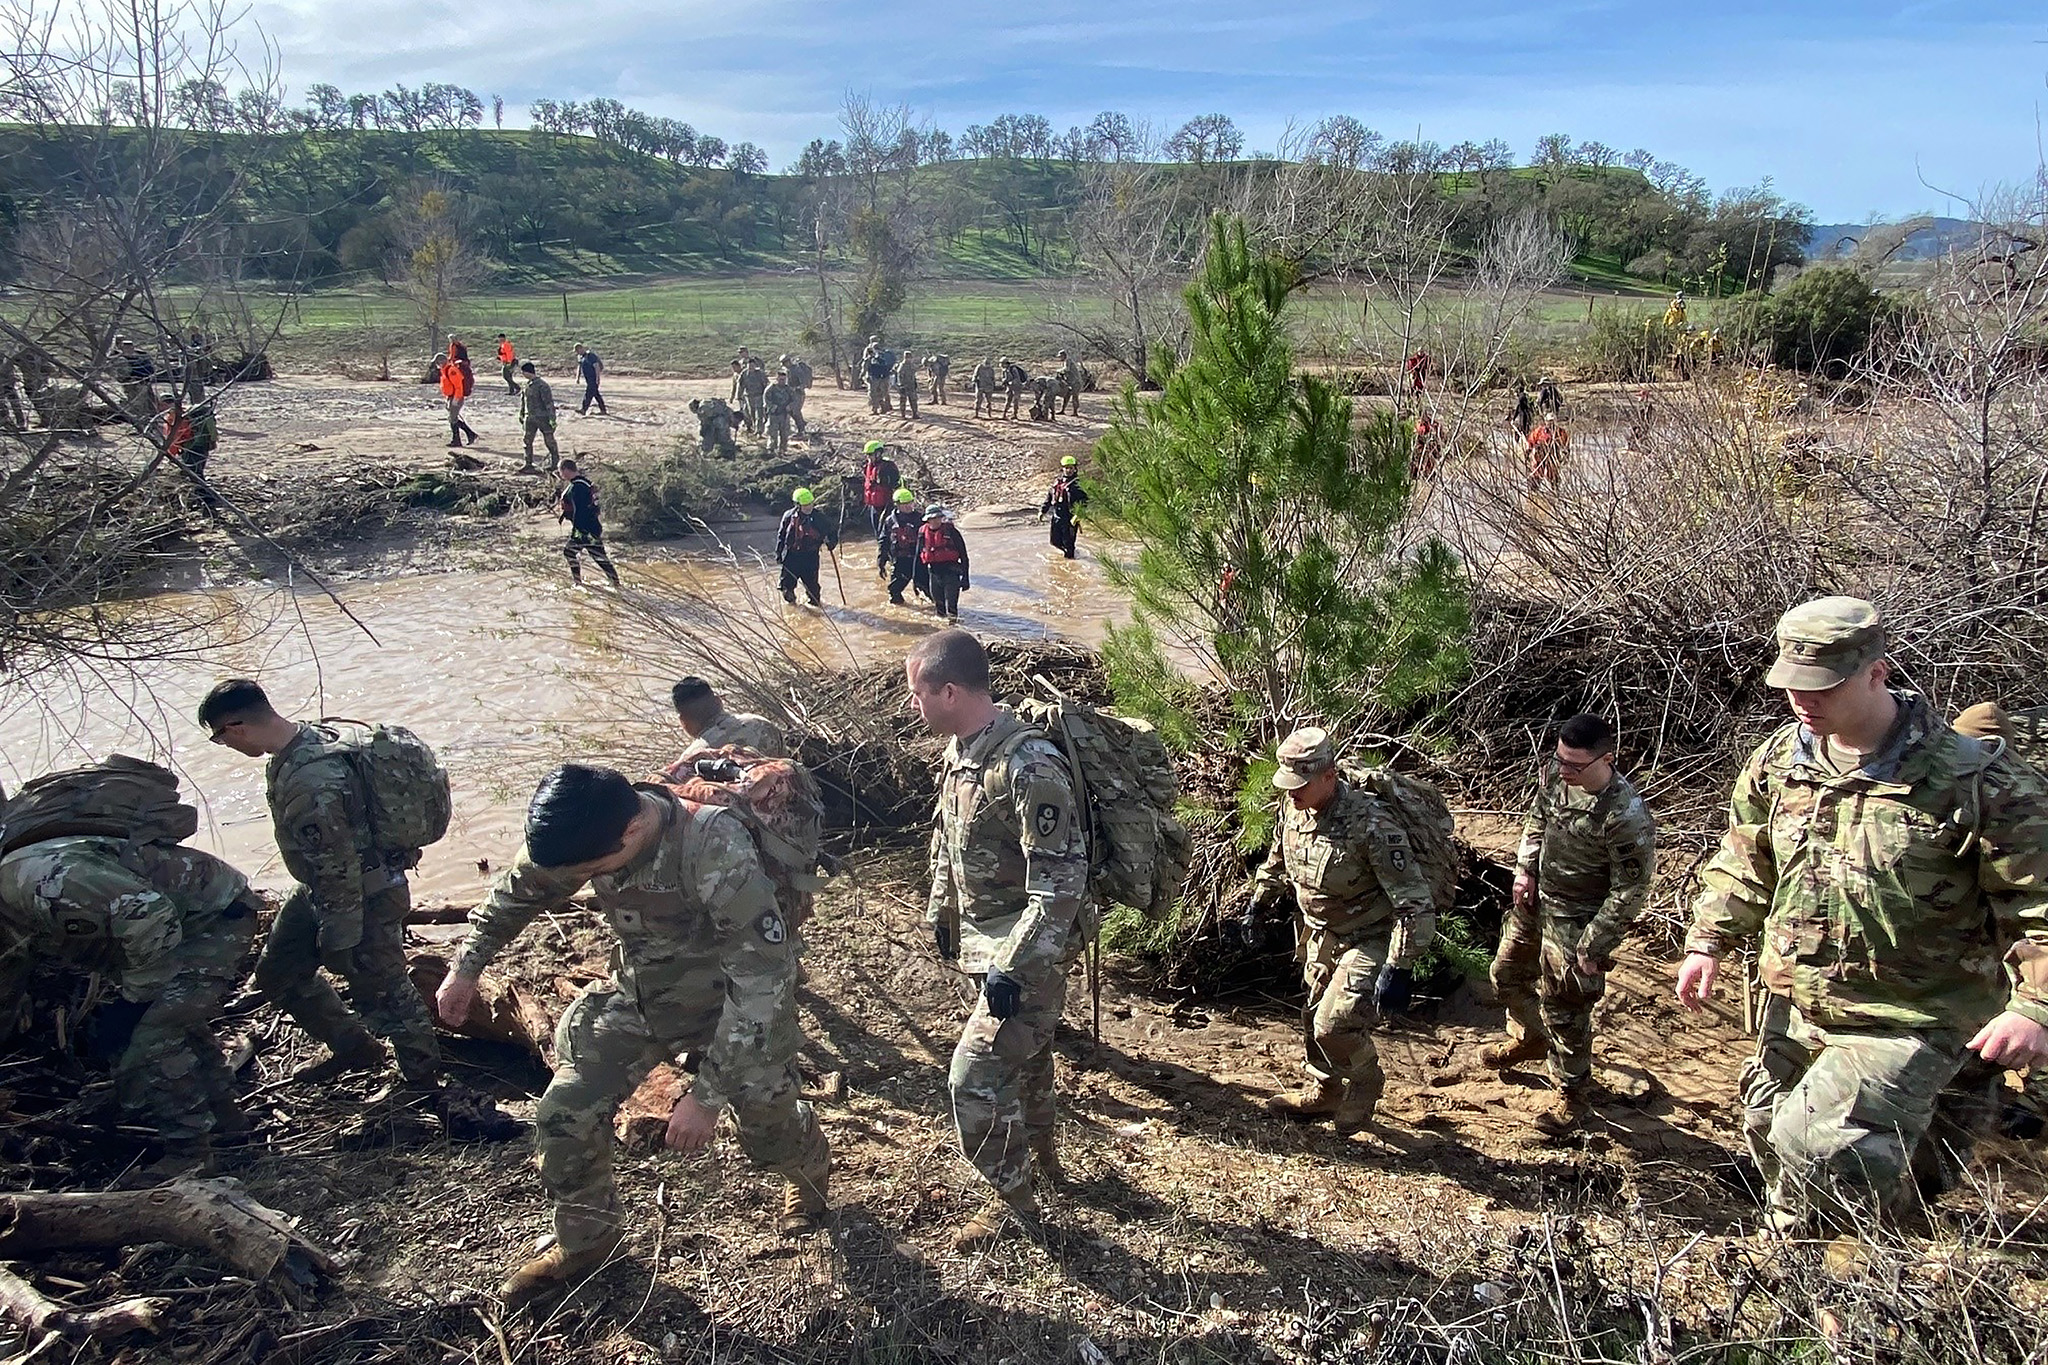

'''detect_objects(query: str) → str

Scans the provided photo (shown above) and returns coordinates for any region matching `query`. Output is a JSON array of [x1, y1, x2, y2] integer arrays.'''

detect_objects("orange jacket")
[[439, 362, 463, 399], [497, 340, 515, 365]]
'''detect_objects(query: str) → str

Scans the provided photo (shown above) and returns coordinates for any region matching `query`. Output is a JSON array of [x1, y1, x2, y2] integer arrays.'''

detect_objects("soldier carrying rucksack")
[[1249, 726, 1455, 1132], [197, 678, 517, 1144]]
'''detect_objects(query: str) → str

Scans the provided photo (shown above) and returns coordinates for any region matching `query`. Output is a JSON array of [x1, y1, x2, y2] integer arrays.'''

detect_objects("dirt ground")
[[192, 369, 1107, 582], [7, 827, 2045, 1364]]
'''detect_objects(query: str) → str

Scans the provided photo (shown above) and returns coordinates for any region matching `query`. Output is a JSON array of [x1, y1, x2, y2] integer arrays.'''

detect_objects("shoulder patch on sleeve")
[[755, 909, 786, 945]]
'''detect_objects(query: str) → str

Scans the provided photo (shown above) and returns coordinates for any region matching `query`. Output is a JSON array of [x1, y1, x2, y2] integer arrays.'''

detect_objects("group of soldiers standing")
[[6, 595, 2048, 1317]]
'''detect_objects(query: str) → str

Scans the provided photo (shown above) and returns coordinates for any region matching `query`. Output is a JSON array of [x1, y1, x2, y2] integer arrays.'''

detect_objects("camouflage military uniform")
[[927, 711, 1089, 1198], [1001, 362, 1027, 419], [1689, 692, 2048, 1229], [762, 379, 794, 454], [520, 375, 560, 466], [1058, 355, 1082, 416], [1497, 764, 1656, 1091], [457, 788, 825, 1254], [972, 361, 997, 418], [0, 837, 259, 1139], [894, 355, 920, 419], [737, 362, 769, 435], [1253, 779, 1436, 1109], [675, 709, 788, 764], [256, 722, 443, 1084], [695, 397, 738, 457]]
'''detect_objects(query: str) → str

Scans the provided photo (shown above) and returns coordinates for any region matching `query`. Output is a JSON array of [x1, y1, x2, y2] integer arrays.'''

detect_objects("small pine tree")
[[1090, 214, 1470, 740]]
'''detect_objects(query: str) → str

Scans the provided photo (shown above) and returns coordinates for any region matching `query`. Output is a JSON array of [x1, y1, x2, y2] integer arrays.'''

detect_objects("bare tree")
[[386, 181, 486, 354], [0, 0, 298, 683]]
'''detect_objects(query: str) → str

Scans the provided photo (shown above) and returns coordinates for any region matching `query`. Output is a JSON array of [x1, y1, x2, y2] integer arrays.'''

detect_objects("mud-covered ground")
[[184, 371, 1106, 583]]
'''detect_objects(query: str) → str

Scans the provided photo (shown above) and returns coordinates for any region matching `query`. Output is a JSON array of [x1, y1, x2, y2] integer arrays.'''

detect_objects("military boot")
[[1333, 1073, 1385, 1133], [499, 1233, 624, 1314], [1479, 1034, 1547, 1070], [1030, 1132, 1065, 1188], [954, 1189, 1038, 1252], [779, 1164, 831, 1237], [1533, 1088, 1593, 1137], [1264, 1078, 1345, 1120]]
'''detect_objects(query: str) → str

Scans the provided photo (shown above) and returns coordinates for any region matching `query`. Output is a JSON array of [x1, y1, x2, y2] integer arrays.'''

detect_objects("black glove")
[[983, 968, 1021, 1021], [1373, 965, 1413, 1014], [934, 921, 956, 961]]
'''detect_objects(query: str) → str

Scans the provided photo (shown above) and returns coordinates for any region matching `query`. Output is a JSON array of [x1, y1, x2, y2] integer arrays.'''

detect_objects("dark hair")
[[196, 678, 271, 728], [1558, 714, 1617, 755], [907, 628, 990, 693], [520, 362, 536, 374], [526, 764, 642, 868], [496, 333, 506, 339], [671, 676, 714, 713], [558, 458, 578, 472]]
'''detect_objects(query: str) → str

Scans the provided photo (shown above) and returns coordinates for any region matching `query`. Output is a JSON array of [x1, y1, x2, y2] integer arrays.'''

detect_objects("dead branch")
[[0, 1178, 337, 1284], [0, 1264, 167, 1341]]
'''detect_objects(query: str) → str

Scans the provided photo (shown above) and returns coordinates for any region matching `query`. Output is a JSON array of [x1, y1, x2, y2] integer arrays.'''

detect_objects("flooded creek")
[[0, 513, 1128, 901]]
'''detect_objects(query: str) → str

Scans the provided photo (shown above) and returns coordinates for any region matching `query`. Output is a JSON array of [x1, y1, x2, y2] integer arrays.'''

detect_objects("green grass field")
[[264, 269, 1678, 377]]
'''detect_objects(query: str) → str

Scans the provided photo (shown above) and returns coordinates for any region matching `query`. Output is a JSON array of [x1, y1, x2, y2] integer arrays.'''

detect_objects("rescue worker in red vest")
[[860, 442, 901, 533], [876, 487, 925, 605], [775, 487, 837, 606], [439, 350, 478, 448], [1039, 455, 1088, 559], [495, 334, 518, 394], [919, 505, 970, 620]]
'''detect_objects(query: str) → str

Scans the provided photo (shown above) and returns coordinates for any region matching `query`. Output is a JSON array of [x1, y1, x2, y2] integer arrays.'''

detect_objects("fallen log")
[[0, 1264, 167, 1340], [0, 1178, 336, 1286]]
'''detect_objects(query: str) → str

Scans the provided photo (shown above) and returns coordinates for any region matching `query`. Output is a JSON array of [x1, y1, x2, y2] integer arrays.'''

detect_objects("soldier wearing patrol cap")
[[1679, 596, 2048, 1232], [1250, 726, 1437, 1132]]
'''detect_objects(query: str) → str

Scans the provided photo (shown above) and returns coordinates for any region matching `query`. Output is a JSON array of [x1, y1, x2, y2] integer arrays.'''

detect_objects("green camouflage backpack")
[[316, 718, 452, 857], [1340, 763, 1460, 915], [1002, 693, 1191, 920], [0, 755, 199, 856]]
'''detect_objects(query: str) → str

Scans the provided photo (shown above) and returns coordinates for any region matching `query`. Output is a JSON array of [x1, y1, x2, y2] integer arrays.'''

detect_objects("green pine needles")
[[1091, 214, 1471, 740]]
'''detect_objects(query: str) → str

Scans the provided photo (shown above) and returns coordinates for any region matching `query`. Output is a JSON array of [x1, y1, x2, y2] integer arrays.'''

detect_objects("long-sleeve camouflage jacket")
[[268, 722, 391, 955], [1253, 780, 1438, 967], [455, 788, 799, 1111], [926, 711, 1090, 977], [1514, 764, 1658, 965], [0, 836, 252, 1002], [668, 710, 789, 767], [519, 376, 556, 427], [1688, 692, 2048, 1033]]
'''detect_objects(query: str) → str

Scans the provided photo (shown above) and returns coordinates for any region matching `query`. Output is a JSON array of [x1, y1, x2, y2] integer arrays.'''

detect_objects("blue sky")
[[246, 0, 2047, 221]]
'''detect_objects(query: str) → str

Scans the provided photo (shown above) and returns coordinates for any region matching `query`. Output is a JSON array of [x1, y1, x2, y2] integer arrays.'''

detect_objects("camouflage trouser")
[[255, 879, 443, 1084], [950, 960, 1068, 1198], [523, 419, 559, 464], [1491, 898, 1606, 1090], [766, 412, 790, 453], [539, 981, 825, 1253], [1299, 925, 1388, 1102], [866, 375, 887, 412], [790, 388, 806, 433], [699, 419, 736, 457], [974, 387, 994, 417], [121, 898, 258, 1138], [1741, 993, 1968, 1231]]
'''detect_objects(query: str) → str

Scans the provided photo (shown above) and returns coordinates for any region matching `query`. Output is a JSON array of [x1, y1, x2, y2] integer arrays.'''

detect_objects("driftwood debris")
[[0, 1263, 167, 1340], [405, 952, 560, 1065], [0, 1178, 336, 1285]]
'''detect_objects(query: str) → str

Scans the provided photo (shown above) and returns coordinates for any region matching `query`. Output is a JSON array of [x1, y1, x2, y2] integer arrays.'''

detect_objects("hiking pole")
[[1088, 931, 1102, 1044], [826, 541, 847, 605]]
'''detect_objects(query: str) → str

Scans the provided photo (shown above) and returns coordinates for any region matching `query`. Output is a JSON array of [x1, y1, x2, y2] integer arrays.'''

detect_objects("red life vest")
[[784, 510, 825, 553], [886, 511, 920, 557], [919, 520, 963, 566], [862, 459, 897, 508]]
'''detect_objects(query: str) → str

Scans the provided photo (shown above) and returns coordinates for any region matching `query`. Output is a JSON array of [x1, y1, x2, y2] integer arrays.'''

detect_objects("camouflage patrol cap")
[[1765, 596, 1886, 690], [1272, 726, 1336, 790]]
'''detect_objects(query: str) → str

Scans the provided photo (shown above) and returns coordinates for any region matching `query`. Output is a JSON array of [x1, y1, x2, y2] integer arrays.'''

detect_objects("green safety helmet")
[[893, 487, 914, 504], [1061, 455, 1078, 467], [793, 487, 815, 506], [864, 440, 886, 455]]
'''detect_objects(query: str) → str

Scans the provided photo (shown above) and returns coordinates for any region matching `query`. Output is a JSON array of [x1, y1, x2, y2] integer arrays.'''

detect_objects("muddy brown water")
[[0, 511, 1129, 901]]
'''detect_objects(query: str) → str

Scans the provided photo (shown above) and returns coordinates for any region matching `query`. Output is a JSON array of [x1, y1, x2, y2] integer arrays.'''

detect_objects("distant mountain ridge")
[[1806, 217, 1980, 262]]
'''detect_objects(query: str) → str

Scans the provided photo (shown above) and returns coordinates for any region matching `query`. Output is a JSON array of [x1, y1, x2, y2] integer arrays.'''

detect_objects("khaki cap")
[[1765, 596, 1885, 690], [1272, 726, 1336, 790]]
